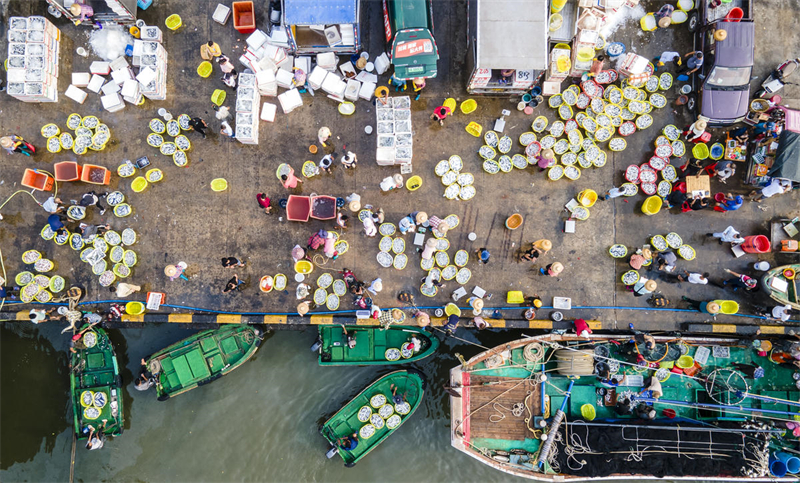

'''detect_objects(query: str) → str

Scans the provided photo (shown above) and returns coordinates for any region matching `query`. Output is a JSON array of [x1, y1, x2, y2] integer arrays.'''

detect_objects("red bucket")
[[726, 7, 743, 22], [741, 235, 770, 254], [663, 408, 677, 419], [714, 192, 727, 203]]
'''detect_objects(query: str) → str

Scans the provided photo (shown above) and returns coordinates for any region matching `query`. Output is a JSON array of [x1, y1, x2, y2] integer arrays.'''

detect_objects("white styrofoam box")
[[140, 26, 163, 42], [295, 57, 311, 75], [269, 27, 289, 45], [374, 53, 390, 75], [87, 74, 105, 93], [237, 86, 257, 102], [26, 30, 45, 43], [90, 61, 110, 75], [339, 61, 356, 78], [308, 66, 328, 90], [109, 56, 129, 71], [251, 43, 267, 61], [256, 69, 276, 86], [257, 56, 277, 73], [265, 44, 287, 64], [132, 40, 144, 56], [340, 24, 355, 46], [317, 52, 337, 71], [213, 3, 231, 24], [277, 88, 303, 113], [111, 68, 133, 84], [8, 42, 26, 57], [355, 71, 378, 84], [376, 147, 396, 166], [132, 56, 141, 67], [7, 82, 25, 96], [239, 53, 258, 72], [27, 43, 44, 56], [101, 93, 124, 112], [7, 68, 25, 83], [28, 16, 46, 30], [345, 79, 361, 101], [71, 72, 90, 87], [65, 85, 88, 104], [236, 112, 254, 127], [236, 96, 255, 113], [321, 73, 346, 98], [101, 81, 121, 95], [277, 55, 293, 71], [121, 79, 139, 98], [260, 102, 277, 122], [9, 17, 27, 30], [239, 73, 256, 86], [246, 30, 269, 50], [275, 69, 294, 89], [136, 66, 156, 86]]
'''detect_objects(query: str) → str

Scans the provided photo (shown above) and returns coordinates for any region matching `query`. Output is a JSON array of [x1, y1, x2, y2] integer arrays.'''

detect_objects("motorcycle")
[[755, 57, 800, 99]]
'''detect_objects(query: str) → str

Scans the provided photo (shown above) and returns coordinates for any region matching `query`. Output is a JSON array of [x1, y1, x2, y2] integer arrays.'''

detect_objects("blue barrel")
[[771, 457, 788, 477], [606, 42, 626, 59], [776, 452, 800, 474]]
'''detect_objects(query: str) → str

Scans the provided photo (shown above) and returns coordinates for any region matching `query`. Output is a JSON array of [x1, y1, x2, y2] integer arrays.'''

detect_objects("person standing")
[[475, 248, 491, 264], [189, 117, 209, 138], [412, 77, 425, 100], [80, 191, 108, 215], [430, 105, 452, 126], [540, 262, 564, 277], [200, 40, 222, 60], [677, 51, 704, 75], [220, 120, 234, 138], [222, 274, 245, 293], [0, 134, 34, 155], [684, 271, 710, 285], [340, 151, 358, 169], [281, 170, 303, 189], [222, 257, 246, 268], [256, 193, 272, 214], [707, 226, 745, 245], [684, 118, 708, 142], [41, 195, 64, 214], [603, 185, 627, 200], [681, 297, 721, 314], [319, 153, 335, 174], [723, 270, 758, 292]]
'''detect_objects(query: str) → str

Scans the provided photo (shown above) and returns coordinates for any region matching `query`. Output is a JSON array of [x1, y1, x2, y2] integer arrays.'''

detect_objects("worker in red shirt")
[[574, 318, 592, 337], [430, 105, 452, 126]]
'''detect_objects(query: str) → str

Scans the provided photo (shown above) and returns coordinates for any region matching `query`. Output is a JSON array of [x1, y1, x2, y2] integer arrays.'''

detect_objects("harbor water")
[[1, 323, 521, 482]]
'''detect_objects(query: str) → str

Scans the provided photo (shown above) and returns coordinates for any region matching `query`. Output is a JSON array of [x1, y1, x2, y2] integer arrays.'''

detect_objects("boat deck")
[[467, 375, 540, 441]]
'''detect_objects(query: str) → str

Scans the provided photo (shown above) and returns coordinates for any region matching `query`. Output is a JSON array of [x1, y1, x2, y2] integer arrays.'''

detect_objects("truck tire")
[[687, 11, 699, 33]]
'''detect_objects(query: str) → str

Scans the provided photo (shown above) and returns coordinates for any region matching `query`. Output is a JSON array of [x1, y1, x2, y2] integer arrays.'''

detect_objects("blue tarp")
[[284, 0, 358, 25]]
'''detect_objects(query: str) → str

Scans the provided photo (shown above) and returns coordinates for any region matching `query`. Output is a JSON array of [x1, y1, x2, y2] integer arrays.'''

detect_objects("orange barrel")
[[741, 235, 770, 254]]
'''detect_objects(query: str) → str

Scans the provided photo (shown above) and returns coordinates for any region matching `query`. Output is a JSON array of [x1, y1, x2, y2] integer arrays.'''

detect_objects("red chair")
[[704, 162, 718, 176], [681, 201, 693, 213], [673, 181, 687, 193]]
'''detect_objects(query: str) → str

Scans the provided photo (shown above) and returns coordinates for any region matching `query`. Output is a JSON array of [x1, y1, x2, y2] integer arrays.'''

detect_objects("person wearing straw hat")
[[318, 127, 331, 147], [413, 309, 431, 328], [473, 316, 490, 330], [1, 134, 34, 156], [532, 239, 553, 253], [164, 263, 189, 281], [540, 262, 563, 277], [467, 297, 484, 316], [412, 78, 426, 101], [537, 149, 556, 171], [681, 296, 721, 314], [297, 301, 310, 316], [436, 221, 451, 236], [654, 4, 674, 29], [684, 117, 708, 142], [367, 278, 383, 295], [632, 279, 657, 297]]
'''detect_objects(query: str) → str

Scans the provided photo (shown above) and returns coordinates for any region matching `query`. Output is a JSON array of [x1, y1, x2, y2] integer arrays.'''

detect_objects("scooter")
[[755, 57, 800, 99]]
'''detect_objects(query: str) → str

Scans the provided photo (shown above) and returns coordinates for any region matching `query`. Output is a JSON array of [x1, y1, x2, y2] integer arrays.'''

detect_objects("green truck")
[[382, 0, 439, 80]]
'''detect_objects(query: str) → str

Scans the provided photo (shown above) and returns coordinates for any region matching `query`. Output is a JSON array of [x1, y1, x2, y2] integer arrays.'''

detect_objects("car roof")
[[714, 21, 754, 67]]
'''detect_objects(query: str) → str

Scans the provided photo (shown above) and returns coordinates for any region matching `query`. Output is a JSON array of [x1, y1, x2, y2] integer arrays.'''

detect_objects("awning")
[[284, 0, 358, 25], [769, 130, 800, 183], [476, 0, 547, 70]]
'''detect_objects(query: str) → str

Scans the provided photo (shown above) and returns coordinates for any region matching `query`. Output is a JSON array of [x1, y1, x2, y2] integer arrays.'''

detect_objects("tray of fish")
[[649, 93, 667, 108], [585, 145, 601, 161], [377, 121, 394, 134], [110, 245, 124, 263], [325, 293, 340, 310], [581, 138, 595, 151], [659, 72, 673, 90], [91, 259, 107, 275], [67, 205, 86, 220], [444, 214, 460, 229], [436, 238, 450, 251], [177, 114, 191, 130], [159, 142, 176, 155], [59, 132, 74, 150], [548, 94, 563, 108], [149, 118, 165, 133], [678, 245, 695, 260], [175, 135, 191, 151], [671, 140, 686, 158], [147, 169, 163, 182], [622, 270, 640, 285], [595, 114, 611, 129], [560, 152, 578, 166], [576, 93, 591, 110], [46, 136, 61, 152], [118, 162, 136, 177], [519, 132, 537, 146], [458, 172, 475, 186], [635, 115, 653, 129], [444, 183, 460, 199], [165, 119, 179, 137], [661, 164, 678, 182], [334, 241, 349, 255], [173, 151, 188, 167], [393, 96, 411, 109], [611, 115, 623, 127], [147, 133, 164, 147], [483, 159, 500, 174], [435, 251, 450, 268], [549, 121, 565, 137], [459, 185, 476, 200], [566, 129, 582, 145], [478, 145, 497, 160], [575, 111, 587, 125], [594, 70, 612, 84], [641, 181, 657, 195], [66, 113, 82, 130], [564, 119, 578, 132], [442, 170, 458, 186], [663, 124, 681, 141], [394, 120, 411, 134], [448, 155, 463, 171], [548, 165, 564, 180], [639, 166, 657, 182], [609, 137, 627, 152], [645, 76, 660, 93], [666, 232, 683, 249], [377, 251, 394, 268], [435, 160, 450, 176], [531, 116, 548, 133], [70, 233, 85, 250], [455, 267, 472, 285], [562, 88, 578, 106], [82, 116, 99, 129], [620, 107, 636, 120], [625, 165, 640, 183], [590, 97, 605, 114], [525, 142, 541, 158], [114, 263, 131, 278], [657, 180, 672, 197], [593, 151, 607, 167], [539, 135, 556, 150], [498, 136, 512, 153], [103, 229, 122, 246], [564, 165, 581, 180], [650, 235, 668, 252], [454, 250, 469, 267], [655, 144, 673, 158], [505, 154, 524, 170], [393, 253, 408, 270], [394, 109, 411, 121], [617, 121, 636, 137], [576, 153, 591, 169], [627, 100, 646, 114], [581, 80, 602, 98], [498, 156, 513, 173], [377, 109, 394, 121], [558, 104, 573, 120], [440, 265, 457, 281], [392, 238, 405, 254], [113, 203, 131, 218], [609, 244, 628, 258], [379, 223, 396, 236], [604, 103, 622, 118], [594, 127, 612, 142]]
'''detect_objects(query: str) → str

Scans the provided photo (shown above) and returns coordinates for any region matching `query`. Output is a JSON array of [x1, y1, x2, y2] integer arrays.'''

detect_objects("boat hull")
[[145, 325, 261, 400], [318, 325, 439, 365], [763, 264, 800, 310]]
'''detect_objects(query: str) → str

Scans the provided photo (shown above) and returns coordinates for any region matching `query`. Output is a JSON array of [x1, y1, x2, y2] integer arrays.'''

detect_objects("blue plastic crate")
[[138, 0, 153, 10]]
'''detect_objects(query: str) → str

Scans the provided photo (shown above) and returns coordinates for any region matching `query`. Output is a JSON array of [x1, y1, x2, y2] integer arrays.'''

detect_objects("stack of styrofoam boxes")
[[6, 16, 60, 103], [135, 36, 168, 101], [375, 96, 413, 166], [235, 73, 261, 145]]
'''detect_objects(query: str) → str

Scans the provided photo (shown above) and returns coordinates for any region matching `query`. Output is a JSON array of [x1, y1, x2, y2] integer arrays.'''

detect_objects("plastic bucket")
[[125, 301, 145, 315], [131, 176, 148, 193], [715, 300, 739, 314], [642, 196, 663, 216], [211, 178, 228, 191], [444, 303, 461, 316], [676, 355, 694, 369], [294, 260, 313, 274], [710, 143, 724, 160], [741, 235, 770, 253], [556, 55, 571, 73], [692, 142, 709, 160], [505, 213, 523, 229], [771, 457, 788, 478], [726, 7, 743, 22], [522, 93, 532, 103], [551, 0, 567, 13], [578, 189, 597, 207], [776, 452, 800, 474], [406, 175, 422, 191], [443, 98, 457, 111], [640, 13, 657, 31], [165, 14, 182, 30], [197, 61, 213, 78], [211, 89, 226, 106], [576, 47, 594, 63], [465, 122, 482, 137], [549, 13, 563, 32], [460, 99, 477, 114], [580, 404, 596, 421]]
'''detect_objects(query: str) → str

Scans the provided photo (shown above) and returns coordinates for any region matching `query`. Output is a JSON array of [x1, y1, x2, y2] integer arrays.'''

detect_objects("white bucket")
[[671, 10, 688, 24], [364, 125, 373, 134], [677, 0, 693, 10], [360, 52, 369, 60], [754, 261, 771, 271], [365, 62, 375, 72]]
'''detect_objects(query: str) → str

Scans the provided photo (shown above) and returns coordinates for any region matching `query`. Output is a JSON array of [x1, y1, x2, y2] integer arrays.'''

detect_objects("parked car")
[[382, 0, 439, 80], [689, 1, 754, 126]]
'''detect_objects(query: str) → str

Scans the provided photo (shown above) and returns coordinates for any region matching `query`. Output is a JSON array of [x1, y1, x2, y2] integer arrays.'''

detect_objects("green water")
[[1, 324, 521, 483]]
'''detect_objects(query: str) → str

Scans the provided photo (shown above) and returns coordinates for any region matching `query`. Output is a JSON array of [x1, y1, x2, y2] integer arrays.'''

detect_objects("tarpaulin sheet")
[[284, 0, 358, 25], [782, 107, 800, 134], [769, 130, 800, 183]]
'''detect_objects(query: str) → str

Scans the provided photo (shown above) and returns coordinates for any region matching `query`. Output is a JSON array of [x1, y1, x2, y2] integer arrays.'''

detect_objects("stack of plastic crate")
[[6, 16, 60, 103], [235, 73, 261, 145]]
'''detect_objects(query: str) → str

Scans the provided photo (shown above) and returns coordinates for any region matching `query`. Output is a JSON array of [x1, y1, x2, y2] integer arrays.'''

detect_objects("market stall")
[[465, 0, 546, 95], [746, 108, 800, 186], [45, 0, 137, 26], [281, 0, 360, 54]]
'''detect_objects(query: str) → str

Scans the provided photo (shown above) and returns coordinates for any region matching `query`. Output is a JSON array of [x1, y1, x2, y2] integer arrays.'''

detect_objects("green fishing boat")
[[70, 325, 124, 444], [314, 325, 439, 365], [321, 370, 425, 466], [144, 326, 262, 401], [450, 333, 800, 481], [763, 264, 800, 311]]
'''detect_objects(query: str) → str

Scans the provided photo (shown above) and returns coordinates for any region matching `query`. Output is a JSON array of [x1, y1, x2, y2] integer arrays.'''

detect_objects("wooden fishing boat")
[[145, 326, 262, 401], [763, 264, 800, 311], [450, 333, 800, 481], [321, 370, 425, 466], [315, 325, 439, 366], [70, 325, 124, 443]]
